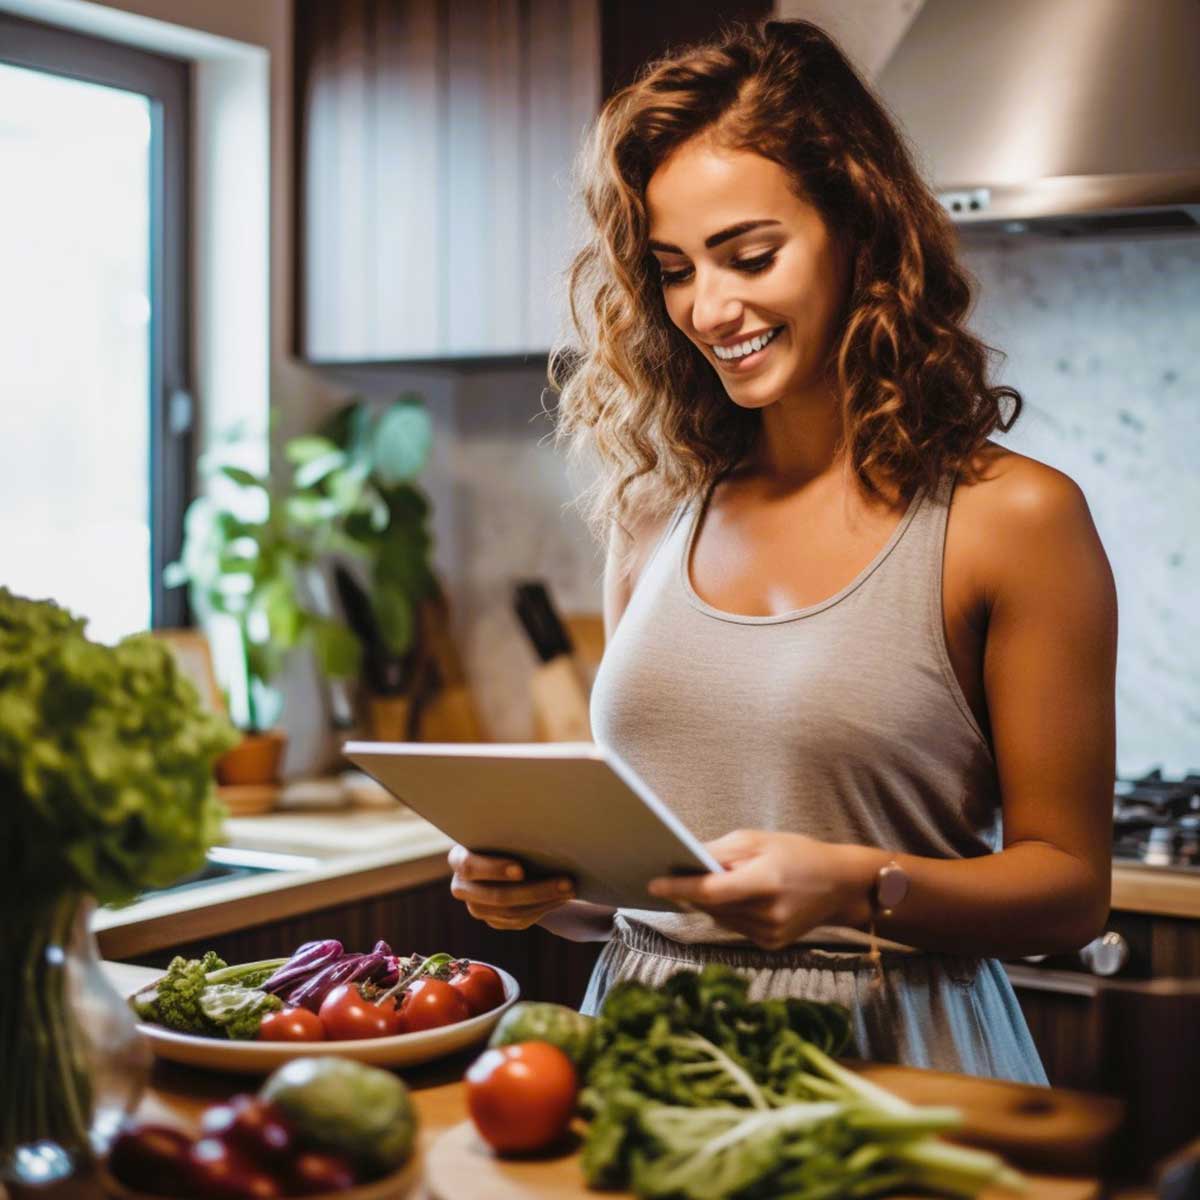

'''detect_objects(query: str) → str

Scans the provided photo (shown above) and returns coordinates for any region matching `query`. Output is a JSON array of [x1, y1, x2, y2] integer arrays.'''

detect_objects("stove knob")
[[1078, 931, 1129, 977]]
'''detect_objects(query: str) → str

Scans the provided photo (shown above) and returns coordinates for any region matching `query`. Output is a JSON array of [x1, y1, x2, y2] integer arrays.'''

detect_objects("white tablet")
[[341, 740, 723, 911]]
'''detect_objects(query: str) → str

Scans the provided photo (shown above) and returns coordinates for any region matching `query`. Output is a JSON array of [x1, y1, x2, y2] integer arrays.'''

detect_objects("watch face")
[[877, 865, 909, 910]]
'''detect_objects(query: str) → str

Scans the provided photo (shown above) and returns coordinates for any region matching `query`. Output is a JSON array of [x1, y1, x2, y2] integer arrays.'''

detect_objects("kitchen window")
[[0, 12, 190, 641]]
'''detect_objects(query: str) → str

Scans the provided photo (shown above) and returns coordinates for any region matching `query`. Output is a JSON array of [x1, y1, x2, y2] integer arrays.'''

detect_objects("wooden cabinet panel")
[[296, 0, 598, 362], [374, 0, 442, 358], [526, 0, 599, 352]]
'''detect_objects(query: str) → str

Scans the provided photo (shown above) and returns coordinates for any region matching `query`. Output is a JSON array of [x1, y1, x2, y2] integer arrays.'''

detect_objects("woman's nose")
[[690, 269, 742, 337]]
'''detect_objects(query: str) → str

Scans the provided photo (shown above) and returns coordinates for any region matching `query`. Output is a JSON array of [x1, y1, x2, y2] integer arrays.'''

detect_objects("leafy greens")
[[580, 966, 1024, 1199]]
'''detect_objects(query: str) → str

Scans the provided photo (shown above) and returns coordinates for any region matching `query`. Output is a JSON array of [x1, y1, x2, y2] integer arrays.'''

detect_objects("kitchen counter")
[[93, 792, 1200, 962], [95, 805, 455, 961], [97, 963, 1144, 1200]]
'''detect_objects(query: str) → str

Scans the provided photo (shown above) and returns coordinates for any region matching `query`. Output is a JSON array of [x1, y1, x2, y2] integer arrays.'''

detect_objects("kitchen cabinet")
[[295, 0, 598, 362], [294, 0, 771, 363]]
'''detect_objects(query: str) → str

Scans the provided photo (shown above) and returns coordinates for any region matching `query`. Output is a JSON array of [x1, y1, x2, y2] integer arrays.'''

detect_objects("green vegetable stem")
[[0, 894, 93, 1172]]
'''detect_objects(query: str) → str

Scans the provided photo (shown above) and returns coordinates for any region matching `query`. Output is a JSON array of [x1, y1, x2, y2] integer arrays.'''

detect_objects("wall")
[[963, 235, 1200, 777]]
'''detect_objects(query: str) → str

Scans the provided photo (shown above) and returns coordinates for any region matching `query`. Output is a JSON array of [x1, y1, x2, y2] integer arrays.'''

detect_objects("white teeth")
[[714, 327, 780, 361]]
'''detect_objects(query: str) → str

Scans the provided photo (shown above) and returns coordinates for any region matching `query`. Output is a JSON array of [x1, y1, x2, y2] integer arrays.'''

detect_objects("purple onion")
[[261, 939, 343, 996], [372, 940, 393, 958]]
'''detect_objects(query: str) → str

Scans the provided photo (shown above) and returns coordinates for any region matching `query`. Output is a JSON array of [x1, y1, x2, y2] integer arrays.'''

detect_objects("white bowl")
[[133, 964, 519, 1075]]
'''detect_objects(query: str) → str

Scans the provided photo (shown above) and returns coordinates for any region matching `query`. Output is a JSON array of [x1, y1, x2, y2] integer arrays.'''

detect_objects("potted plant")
[[0, 587, 238, 1187], [165, 428, 361, 786], [285, 395, 450, 739]]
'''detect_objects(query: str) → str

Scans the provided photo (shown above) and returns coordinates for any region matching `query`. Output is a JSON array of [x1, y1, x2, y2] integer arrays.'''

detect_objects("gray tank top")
[[590, 472, 1000, 945]]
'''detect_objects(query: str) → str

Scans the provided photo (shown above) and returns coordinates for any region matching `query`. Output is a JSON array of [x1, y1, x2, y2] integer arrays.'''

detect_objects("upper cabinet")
[[294, 0, 771, 364], [295, 0, 598, 363]]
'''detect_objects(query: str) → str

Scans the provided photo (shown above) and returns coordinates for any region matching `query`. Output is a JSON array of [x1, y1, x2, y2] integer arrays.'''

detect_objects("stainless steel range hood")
[[874, 0, 1200, 235]]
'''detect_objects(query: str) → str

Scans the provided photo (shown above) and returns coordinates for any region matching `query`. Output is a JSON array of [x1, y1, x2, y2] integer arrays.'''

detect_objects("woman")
[[448, 20, 1116, 1085]]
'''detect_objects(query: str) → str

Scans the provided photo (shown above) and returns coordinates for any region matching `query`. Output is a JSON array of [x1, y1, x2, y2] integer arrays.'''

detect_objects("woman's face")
[[646, 139, 850, 412]]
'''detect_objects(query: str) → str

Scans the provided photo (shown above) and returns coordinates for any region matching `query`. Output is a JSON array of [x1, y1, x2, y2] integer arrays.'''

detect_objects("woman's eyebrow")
[[648, 219, 782, 254]]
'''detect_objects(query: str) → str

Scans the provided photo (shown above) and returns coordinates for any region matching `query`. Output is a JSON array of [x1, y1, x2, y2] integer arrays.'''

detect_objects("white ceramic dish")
[[133, 964, 519, 1075]]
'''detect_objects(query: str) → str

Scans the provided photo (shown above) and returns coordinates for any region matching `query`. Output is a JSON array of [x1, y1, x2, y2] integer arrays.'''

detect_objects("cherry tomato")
[[200, 1094, 296, 1162], [318, 982, 405, 1040], [106, 1121, 193, 1196], [186, 1137, 284, 1198], [449, 961, 505, 1016], [288, 1150, 358, 1195], [258, 1006, 326, 1042], [397, 977, 470, 1034], [465, 1041, 578, 1153]]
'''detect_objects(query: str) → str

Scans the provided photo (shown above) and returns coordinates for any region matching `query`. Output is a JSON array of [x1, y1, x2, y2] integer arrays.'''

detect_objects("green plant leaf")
[[309, 617, 361, 678], [293, 448, 347, 489], [219, 465, 269, 491], [285, 434, 340, 465], [372, 585, 416, 656], [371, 401, 433, 485]]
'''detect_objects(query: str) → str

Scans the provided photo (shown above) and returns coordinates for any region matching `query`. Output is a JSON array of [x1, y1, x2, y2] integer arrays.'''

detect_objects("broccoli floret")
[[148, 953, 226, 1035], [131, 952, 288, 1038]]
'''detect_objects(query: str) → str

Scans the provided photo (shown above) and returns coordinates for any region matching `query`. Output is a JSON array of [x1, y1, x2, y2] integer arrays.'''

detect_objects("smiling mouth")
[[712, 326, 783, 363]]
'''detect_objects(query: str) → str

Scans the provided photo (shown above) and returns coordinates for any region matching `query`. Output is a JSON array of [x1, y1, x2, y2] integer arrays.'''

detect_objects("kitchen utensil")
[[333, 565, 411, 696], [514, 582, 592, 742]]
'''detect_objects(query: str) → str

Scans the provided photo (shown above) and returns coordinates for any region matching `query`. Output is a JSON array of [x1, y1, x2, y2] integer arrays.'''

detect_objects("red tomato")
[[258, 1007, 326, 1042], [186, 1137, 284, 1198], [449, 961, 505, 1016], [397, 977, 470, 1034], [465, 1042, 578, 1154], [200, 1094, 296, 1161], [318, 983, 405, 1040]]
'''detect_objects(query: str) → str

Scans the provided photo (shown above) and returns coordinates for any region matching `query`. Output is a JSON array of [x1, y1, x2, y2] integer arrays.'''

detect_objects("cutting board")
[[426, 1061, 1123, 1200]]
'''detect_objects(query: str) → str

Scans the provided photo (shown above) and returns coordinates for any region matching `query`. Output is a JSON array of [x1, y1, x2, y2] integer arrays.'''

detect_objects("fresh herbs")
[[579, 966, 1025, 1199]]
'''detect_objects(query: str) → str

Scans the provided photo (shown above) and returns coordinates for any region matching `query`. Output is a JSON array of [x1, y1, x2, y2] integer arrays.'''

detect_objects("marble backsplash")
[[325, 233, 1200, 777]]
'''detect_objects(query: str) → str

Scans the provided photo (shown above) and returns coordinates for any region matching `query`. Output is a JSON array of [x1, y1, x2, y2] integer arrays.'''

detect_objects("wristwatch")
[[867, 859, 909, 987], [872, 860, 910, 918]]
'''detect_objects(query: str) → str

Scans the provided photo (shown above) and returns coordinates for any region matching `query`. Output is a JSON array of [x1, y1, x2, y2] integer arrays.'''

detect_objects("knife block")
[[530, 613, 603, 742]]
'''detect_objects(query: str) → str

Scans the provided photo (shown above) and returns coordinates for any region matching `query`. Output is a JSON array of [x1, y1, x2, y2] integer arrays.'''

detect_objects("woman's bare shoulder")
[[952, 443, 1111, 598]]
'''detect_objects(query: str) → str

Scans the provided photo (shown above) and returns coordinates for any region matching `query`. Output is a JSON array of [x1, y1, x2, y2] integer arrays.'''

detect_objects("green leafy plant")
[[286, 395, 436, 663], [167, 396, 436, 731], [580, 966, 1025, 1198], [166, 427, 362, 732], [0, 587, 238, 1173]]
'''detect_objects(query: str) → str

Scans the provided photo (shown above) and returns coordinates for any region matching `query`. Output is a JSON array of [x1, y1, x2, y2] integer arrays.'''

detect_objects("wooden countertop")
[[102, 966, 1146, 1200], [92, 797, 1200, 964]]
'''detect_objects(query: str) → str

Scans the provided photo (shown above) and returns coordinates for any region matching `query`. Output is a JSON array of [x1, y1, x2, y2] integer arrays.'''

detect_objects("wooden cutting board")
[[425, 1061, 1123, 1200]]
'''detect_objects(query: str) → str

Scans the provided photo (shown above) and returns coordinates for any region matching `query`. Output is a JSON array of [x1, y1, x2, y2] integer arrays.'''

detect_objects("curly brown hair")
[[550, 18, 1021, 551]]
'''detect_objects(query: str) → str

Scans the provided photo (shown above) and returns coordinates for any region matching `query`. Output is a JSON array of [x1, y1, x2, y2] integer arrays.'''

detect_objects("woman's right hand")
[[448, 844, 576, 930]]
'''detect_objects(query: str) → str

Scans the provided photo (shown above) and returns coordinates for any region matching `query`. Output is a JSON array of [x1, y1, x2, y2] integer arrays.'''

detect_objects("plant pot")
[[215, 728, 288, 786]]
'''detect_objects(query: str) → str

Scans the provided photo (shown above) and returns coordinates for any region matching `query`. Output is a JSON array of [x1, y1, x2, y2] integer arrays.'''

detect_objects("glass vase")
[[0, 892, 150, 1192]]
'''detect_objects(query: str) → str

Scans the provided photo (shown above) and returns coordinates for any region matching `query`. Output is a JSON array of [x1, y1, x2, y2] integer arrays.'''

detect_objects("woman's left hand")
[[647, 830, 868, 950]]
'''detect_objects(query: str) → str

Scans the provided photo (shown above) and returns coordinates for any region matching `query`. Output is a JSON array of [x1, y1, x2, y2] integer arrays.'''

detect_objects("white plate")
[[133, 964, 519, 1075]]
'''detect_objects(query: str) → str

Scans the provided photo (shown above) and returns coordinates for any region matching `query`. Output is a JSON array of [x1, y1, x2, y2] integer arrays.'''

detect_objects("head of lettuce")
[[0, 586, 238, 906], [0, 587, 240, 1183]]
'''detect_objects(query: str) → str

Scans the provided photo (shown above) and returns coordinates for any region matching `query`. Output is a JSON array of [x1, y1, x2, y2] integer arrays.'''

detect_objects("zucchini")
[[488, 1001, 596, 1069]]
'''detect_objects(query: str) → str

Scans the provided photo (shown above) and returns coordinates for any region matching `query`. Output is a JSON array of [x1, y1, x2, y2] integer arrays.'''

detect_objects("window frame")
[[0, 11, 191, 627]]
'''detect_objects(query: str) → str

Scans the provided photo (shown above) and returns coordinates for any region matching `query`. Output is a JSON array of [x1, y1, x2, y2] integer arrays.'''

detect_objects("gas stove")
[[1113, 768, 1200, 869]]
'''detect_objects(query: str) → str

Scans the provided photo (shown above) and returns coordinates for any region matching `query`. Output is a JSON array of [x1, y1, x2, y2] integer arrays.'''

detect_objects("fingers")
[[466, 899, 567, 930], [451, 875, 574, 908], [647, 868, 761, 907], [447, 844, 526, 882]]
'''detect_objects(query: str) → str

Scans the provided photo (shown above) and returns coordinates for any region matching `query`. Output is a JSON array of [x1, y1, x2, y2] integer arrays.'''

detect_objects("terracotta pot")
[[215, 729, 288, 786]]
